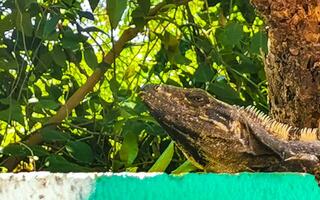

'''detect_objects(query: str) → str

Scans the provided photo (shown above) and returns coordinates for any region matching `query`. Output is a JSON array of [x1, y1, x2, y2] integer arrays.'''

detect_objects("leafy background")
[[0, 0, 267, 173]]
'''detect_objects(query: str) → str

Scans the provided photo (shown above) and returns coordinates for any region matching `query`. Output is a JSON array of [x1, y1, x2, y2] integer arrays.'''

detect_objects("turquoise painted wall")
[[89, 173, 320, 200]]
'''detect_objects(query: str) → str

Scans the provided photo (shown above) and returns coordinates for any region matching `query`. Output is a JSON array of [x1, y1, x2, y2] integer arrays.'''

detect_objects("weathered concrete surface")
[[0, 172, 95, 200]]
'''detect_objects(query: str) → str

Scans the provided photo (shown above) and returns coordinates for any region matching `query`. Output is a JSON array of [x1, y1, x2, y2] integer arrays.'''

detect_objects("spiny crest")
[[238, 105, 320, 142]]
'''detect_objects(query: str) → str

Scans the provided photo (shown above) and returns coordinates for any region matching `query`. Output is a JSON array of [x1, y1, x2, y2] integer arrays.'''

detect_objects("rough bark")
[[250, 0, 320, 128]]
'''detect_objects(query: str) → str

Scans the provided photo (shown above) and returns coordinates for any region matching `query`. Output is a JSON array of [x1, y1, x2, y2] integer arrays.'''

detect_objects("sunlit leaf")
[[148, 141, 174, 172], [171, 160, 198, 174], [119, 132, 139, 165]]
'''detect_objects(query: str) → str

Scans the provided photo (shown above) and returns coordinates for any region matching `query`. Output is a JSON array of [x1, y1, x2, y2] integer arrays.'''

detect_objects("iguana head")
[[140, 84, 279, 172]]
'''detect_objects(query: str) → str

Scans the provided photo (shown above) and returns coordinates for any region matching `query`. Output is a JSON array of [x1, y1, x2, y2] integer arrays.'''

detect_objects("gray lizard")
[[140, 84, 320, 174]]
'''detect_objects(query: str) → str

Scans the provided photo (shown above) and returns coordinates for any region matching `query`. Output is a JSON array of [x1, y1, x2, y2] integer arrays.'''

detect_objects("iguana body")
[[140, 84, 320, 173]]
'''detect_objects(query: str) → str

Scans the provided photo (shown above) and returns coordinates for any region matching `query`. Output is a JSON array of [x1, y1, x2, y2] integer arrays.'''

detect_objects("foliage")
[[0, 0, 267, 173]]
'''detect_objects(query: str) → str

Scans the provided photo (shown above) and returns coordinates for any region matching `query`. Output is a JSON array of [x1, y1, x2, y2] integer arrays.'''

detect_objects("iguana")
[[140, 84, 320, 174]]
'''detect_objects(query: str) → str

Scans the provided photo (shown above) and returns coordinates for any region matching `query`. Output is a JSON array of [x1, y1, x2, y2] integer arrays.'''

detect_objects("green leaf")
[[107, 0, 127, 29], [109, 77, 120, 99], [83, 26, 106, 34], [0, 48, 18, 70], [44, 155, 91, 172], [2, 144, 49, 157], [29, 145, 50, 157], [208, 78, 241, 101], [172, 53, 191, 65], [148, 141, 174, 172], [78, 11, 94, 21], [171, 160, 198, 174], [131, 15, 146, 29], [62, 0, 74, 7], [216, 23, 243, 49], [119, 132, 139, 165], [51, 45, 67, 67], [234, 54, 261, 74], [43, 14, 60, 39], [235, 0, 256, 23], [193, 63, 215, 83], [41, 128, 71, 143], [0, 13, 15, 35], [2, 144, 29, 157], [89, 0, 99, 11], [138, 0, 150, 15], [61, 30, 81, 50], [131, 0, 150, 28], [15, 0, 37, 10], [165, 78, 181, 87], [83, 44, 98, 68], [47, 85, 63, 99], [250, 31, 268, 54], [207, 0, 220, 7], [35, 49, 53, 73], [194, 36, 213, 54], [0, 99, 24, 124], [16, 12, 33, 36], [66, 141, 94, 164], [34, 99, 60, 111]]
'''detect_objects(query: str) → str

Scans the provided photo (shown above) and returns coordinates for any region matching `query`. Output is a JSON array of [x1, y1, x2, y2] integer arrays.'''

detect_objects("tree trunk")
[[250, 0, 320, 128]]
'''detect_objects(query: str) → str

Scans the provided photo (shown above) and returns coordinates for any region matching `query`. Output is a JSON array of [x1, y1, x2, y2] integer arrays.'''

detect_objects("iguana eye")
[[192, 96, 204, 102], [185, 92, 209, 106]]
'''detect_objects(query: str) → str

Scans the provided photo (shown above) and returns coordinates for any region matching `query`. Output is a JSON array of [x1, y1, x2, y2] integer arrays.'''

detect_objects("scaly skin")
[[140, 84, 320, 174]]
